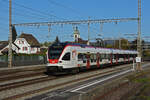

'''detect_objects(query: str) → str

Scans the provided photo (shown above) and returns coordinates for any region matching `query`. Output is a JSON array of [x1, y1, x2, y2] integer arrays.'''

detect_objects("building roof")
[[19, 33, 40, 47], [78, 38, 88, 44], [0, 41, 8, 51]]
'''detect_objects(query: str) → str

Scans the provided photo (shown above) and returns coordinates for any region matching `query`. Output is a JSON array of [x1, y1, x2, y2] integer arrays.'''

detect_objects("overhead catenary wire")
[[0, 7, 51, 22], [1, 0, 67, 21], [11, 1, 67, 20], [47, 0, 86, 19], [13, 18, 138, 26]]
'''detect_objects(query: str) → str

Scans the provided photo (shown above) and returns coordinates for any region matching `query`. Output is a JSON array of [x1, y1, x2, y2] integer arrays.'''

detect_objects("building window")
[[22, 47, 24, 51], [25, 47, 27, 51], [31, 48, 34, 51], [75, 35, 77, 38], [22, 41, 24, 44], [19, 41, 21, 44]]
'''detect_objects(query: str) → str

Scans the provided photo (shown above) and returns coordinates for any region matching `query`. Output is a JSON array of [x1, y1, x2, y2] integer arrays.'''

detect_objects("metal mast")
[[137, 0, 142, 70], [87, 17, 90, 45], [8, 0, 12, 68]]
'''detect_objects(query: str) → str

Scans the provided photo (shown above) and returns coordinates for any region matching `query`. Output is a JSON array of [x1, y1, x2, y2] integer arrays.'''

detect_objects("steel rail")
[[2, 64, 133, 100]]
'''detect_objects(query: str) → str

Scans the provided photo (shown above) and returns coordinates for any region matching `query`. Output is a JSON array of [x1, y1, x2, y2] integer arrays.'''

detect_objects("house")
[[14, 33, 40, 54], [0, 41, 20, 55]]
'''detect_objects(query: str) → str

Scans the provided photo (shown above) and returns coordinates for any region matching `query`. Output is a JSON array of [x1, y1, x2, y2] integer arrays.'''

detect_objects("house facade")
[[14, 33, 40, 54]]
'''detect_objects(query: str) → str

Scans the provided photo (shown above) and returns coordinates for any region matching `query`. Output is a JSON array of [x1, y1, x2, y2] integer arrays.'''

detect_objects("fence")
[[0, 55, 47, 68]]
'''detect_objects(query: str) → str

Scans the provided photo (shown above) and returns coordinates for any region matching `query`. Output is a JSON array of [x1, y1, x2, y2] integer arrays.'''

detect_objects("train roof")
[[50, 42, 138, 54]]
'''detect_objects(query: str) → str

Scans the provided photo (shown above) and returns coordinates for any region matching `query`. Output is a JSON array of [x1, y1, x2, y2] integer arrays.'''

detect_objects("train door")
[[116, 54, 118, 64], [124, 54, 126, 63], [71, 50, 77, 68], [110, 53, 113, 65], [62, 52, 73, 68], [128, 54, 130, 63], [96, 53, 100, 68], [86, 53, 90, 69]]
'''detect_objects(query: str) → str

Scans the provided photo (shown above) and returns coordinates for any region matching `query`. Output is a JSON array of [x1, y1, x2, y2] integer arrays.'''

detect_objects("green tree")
[[40, 41, 52, 47], [54, 36, 60, 43], [12, 25, 17, 42], [114, 39, 129, 50], [130, 39, 145, 50], [121, 39, 130, 50], [143, 50, 150, 57], [106, 44, 113, 48]]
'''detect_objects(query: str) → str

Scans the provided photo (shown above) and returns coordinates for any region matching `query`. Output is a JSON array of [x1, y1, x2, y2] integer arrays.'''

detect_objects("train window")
[[118, 54, 120, 58], [78, 53, 83, 61], [124, 54, 127, 58], [119, 54, 122, 58], [93, 54, 96, 62], [105, 54, 108, 59], [111, 54, 114, 59], [83, 54, 87, 63], [90, 54, 94, 62], [114, 54, 116, 59], [48, 44, 65, 59], [100, 55, 102, 61], [101, 54, 105, 59], [114, 54, 117, 59], [104, 54, 107, 59], [108, 54, 111, 60], [104, 54, 106, 59], [62, 52, 70, 61], [106, 54, 110, 59]]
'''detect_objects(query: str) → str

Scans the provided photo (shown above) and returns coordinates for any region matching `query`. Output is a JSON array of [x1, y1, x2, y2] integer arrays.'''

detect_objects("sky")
[[0, 0, 149, 43]]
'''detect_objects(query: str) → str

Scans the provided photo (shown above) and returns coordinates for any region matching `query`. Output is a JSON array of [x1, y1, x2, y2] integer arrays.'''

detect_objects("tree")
[[130, 39, 137, 50], [12, 25, 17, 42], [130, 39, 145, 50], [106, 44, 113, 48], [114, 38, 129, 50], [121, 39, 130, 50], [54, 36, 60, 43]]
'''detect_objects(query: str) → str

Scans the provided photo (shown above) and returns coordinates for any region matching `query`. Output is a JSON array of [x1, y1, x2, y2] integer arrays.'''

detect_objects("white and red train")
[[46, 42, 137, 74]]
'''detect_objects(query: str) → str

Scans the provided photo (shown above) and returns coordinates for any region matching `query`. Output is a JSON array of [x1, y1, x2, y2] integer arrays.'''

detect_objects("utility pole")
[[119, 37, 121, 49], [137, 0, 142, 70], [8, 0, 12, 68], [87, 17, 90, 45]]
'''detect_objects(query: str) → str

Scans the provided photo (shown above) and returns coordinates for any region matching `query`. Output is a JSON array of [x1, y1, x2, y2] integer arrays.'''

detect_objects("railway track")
[[0, 66, 46, 77], [0, 76, 56, 92], [0, 70, 45, 82], [0, 66, 46, 83], [1, 63, 135, 100]]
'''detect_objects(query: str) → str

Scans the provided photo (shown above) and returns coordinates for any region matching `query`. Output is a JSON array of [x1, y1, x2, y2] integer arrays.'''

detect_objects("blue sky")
[[0, 0, 149, 42]]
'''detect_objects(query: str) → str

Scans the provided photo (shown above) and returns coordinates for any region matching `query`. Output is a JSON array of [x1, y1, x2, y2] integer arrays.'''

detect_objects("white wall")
[[14, 38, 40, 54]]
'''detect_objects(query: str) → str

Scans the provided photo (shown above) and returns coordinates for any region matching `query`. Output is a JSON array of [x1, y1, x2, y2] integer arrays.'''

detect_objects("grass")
[[126, 70, 150, 100]]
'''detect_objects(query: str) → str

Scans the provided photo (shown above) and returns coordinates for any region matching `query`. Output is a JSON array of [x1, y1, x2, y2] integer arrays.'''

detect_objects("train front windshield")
[[48, 43, 65, 59]]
